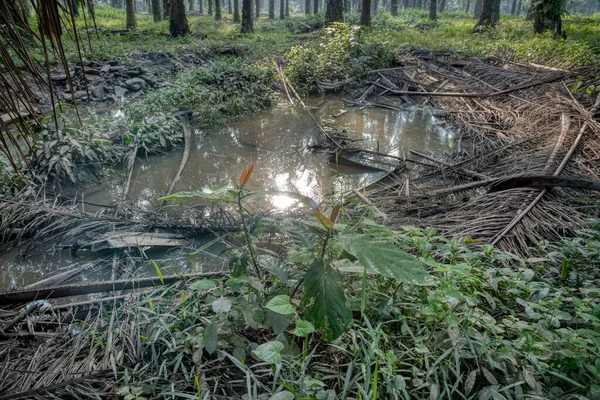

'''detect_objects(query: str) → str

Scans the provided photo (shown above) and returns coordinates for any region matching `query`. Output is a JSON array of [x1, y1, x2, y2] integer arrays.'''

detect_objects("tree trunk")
[[188, 0, 194, 10], [439, 0, 446, 12], [215, 0, 222, 18], [241, 0, 253, 32], [286, 0, 289, 16], [163, 0, 171, 18], [429, 0, 436, 19], [280, 0, 285, 17], [473, 0, 482, 18], [306, 0, 311, 14], [326, 0, 344, 21], [208, 0, 213, 14], [228, 0, 232, 13], [510, 0, 516, 14], [234, 0, 240, 20], [361, 0, 371, 25], [269, 0, 275, 17], [200, 0, 204, 13], [170, 0, 190, 36], [152, 0, 162, 20], [473, 0, 498, 29], [391, 0, 398, 15], [126, 0, 136, 29], [256, 0, 260, 18], [314, 0, 319, 13], [465, 0, 470, 12], [530, 0, 565, 37]]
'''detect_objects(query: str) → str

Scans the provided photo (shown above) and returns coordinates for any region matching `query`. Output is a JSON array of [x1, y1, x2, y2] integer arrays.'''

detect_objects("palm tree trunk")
[[306, 0, 311, 13], [285, 0, 289, 16], [360, 0, 371, 25], [215, 0, 221, 18], [208, 0, 213, 14], [269, 0, 275, 17], [241, 0, 253, 31], [152, 0, 162, 20], [391, 0, 398, 15], [473, 0, 498, 29], [429, 0, 436, 20], [326, 0, 343, 21], [126, 0, 136, 29], [233, 0, 240, 21], [280, 0, 285, 18], [170, 0, 190, 36]]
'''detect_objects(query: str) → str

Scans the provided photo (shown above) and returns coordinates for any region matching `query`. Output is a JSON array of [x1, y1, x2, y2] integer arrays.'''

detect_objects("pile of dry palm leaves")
[[340, 51, 600, 258]]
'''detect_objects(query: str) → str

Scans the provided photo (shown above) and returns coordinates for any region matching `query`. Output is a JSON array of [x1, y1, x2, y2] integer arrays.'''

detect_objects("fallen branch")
[[165, 115, 192, 197], [425, 174, 600, 198], [409, 150, 490, 180], [387, 76, 565, 99], [0, 272, 227, 305]]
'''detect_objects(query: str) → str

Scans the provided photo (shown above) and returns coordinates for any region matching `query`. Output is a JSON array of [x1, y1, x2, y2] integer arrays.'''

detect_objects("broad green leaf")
[[293, 319, 315, 337], [203, 323, 218, 355], [303, 259, 352, 341], [189, 279, 217, 291], [265, 295, 296, 315], [212, 298, 232, 313], [341, 235, 433, 285], [253, 341, 284, 364]]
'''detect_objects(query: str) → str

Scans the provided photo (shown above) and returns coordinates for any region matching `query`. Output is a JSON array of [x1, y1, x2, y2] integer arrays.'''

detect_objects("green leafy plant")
[[123, 113, 183, 155]]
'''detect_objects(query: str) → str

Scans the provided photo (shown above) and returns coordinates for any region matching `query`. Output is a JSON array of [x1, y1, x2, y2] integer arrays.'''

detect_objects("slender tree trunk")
[[510, 0, 516, 14], [465, 0, 470, 12], [208, 0, 213, 14], [228, 0, 232, 13], [170, 0, 190, 36], [269, 0, 275, 17], [326, 0, 344, 21], [215, 0, 222, 18], [163, 0, 171, 18], [256, 0, 260, 18], [473, 0, 499, 29], [516, 0, 522, 14], [306, 0, 311, 13], [241, 0, 253, 31], [361, 0, 371, 25], [280, 0, 285, 17], [233, 0, 240, 20], [188, 0, 194, 10], [439, 0, 446, 12], [126, 0, 136, 29], [200, 0, 204, 13], [152, 0, 162, 20], [314, 0, 319, 13], [391, 0, 398, 14], [286, 0, 289, 16], [429, 0, 436, 19]]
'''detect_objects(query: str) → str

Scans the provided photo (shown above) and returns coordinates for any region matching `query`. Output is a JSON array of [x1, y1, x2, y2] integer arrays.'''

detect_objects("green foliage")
[[285, 23, 395, 93], [123, 113, 183, 155], [29, 125, 114, 184], [125, 58, 277, 127], [261, 14, 325, 33]]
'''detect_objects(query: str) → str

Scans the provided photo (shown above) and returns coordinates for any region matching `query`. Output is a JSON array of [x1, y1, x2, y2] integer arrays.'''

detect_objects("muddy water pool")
[[0, 98, 452, 291]]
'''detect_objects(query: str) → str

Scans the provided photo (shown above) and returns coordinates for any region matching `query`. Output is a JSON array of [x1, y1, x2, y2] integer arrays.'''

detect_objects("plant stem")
[[238, 190, 261, 279]]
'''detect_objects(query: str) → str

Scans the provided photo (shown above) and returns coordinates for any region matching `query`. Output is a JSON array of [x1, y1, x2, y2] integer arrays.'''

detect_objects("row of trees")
[[108, 0, 573, 37]]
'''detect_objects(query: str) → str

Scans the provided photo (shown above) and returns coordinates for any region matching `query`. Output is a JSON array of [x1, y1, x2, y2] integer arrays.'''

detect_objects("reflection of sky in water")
[[86, 98, 452, 211], [0, 99, 452, 291]]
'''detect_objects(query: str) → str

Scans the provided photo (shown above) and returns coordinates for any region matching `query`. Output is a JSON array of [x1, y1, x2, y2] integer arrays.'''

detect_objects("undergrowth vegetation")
[[125, 58, 277, 125], [121, 166, 600, 399]]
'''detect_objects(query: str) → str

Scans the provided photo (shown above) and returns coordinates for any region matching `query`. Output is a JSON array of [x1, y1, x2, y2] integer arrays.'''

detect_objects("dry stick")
[[425, 175, 600, 198], [408, 150, 490, 180], [491, 123, 589, 246], [165, 115, 192, 197], [387, 76, 565, 98], [352, 189, 386, 220], [0, 303, 42, 334], [0, 272, 227, 305]]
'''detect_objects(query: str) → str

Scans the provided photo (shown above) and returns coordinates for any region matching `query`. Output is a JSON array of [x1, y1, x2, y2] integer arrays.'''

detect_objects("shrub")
[[285, 22, 395, 93]]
